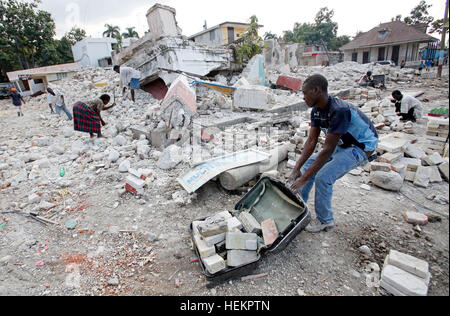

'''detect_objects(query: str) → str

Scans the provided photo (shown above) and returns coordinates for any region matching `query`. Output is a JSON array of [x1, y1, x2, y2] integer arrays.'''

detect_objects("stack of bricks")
[[425, 117, 449, 155], [381, 250, 431, 296], [193, 210, 280, 275]]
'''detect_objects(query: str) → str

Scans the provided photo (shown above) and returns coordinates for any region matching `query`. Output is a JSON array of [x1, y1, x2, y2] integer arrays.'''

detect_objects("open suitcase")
[[190, 177, 311, 284]]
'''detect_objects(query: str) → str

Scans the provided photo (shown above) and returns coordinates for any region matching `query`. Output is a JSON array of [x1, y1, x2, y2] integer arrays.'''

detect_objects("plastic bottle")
[[60, 167, 65, 177]]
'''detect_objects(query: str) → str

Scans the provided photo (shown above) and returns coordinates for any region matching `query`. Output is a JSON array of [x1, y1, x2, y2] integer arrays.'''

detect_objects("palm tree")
[[103, 24, 120, 38], [122, 27, 139, 39]]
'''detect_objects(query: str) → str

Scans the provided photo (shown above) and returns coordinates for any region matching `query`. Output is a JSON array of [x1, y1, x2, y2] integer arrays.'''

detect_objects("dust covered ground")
[[0, 72, 448, 296]]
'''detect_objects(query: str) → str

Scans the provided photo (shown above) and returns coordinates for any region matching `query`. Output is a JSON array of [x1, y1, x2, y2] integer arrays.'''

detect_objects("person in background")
[[391, 90, 423, 123], [10, 88, 25, 117], [400, 60, 406, 69], [426, 59, 432, 72], [358, 71, 375, 87], [419, 60, 424, 73], [72, 94, 116, 138], [113, 65, 141, 103], [47, 88, 72, 120]]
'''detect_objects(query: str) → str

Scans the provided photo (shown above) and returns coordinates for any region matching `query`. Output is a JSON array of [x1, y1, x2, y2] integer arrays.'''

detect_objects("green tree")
[[264, 31, 277, 40], [65, 27, 87, 45], [282, 7, 347, 50], [235, 15, 263, 64], [0, 0, 57, 70], [103, 24, 120, 38], [122, 27, 139, 39], [404, 1, 434, 26], [429, 18, 449, 36]]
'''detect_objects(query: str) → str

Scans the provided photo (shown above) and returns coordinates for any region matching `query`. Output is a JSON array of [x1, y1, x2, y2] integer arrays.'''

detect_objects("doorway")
[[392, 46, 400, 65], [227, 27, 235, 44]]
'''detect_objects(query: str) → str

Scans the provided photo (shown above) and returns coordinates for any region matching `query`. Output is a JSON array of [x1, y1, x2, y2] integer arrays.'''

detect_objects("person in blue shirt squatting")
[[289, 74, 379, 233]]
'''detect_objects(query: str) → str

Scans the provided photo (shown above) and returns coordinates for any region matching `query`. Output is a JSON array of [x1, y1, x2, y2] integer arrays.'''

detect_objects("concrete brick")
[[125, 174, 145, 195], [202, 254, 226, 274], [193, 234, 216, 259], [227, 250, 259, 267], [387, 250, 430, 279], [423, 152, 444, 166], [238, 212, 262, 234], [233, 85, 270, 110], [378, 136, 410, 153], [226, 232, 258, 251], [197, 211, 232, 237], [204, 233, 226, 247], [379, 152, 404, 164], [430, 166, 442, 183], [402, 211, 428, 226], [226, 217, 243, 232], [402, 143, 426, 159], [261, 219, 279, 247], [381, 265, 429, 296], [198, 221, 227, 238], [369, 171, 404, 192], [438, 161, 449, 182], [413, 166, 432, 188], [370, 162, 392, 172]]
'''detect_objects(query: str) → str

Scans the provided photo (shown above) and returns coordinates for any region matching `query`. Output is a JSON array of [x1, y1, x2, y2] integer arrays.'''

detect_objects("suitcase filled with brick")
[[190, 177, 311, 283]]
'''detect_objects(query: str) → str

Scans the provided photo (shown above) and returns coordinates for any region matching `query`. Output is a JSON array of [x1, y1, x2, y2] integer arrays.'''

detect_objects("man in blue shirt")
[[289, 74, 379, 233]]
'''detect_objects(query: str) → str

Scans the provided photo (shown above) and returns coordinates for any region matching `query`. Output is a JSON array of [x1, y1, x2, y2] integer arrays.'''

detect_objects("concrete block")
[[226, 217, 243, 232], [370, 162, 392, 172], [198, 221, 227, 238], [387, 250, 430, 279], [125, 174, 145, 195], [227, 250, 258, 267], [379, 152, 404, 164], [403, 211, 428, 226], [402, 143, 426, 159], [369, 171, 404, 191], [202, 254, 226, 274], [193, 234, 216, 259], [381, 265, 429, 296], [423, 152, 444, 166], [413, 166, 432, 188], [161, 75, 197, 115], [226, 232, 258, 251], [378, 136, 410, 153], [438, 161, 449, 182], [238, 212, 262, 234], [234, 85, 270, 110], [261, 219, 279, 247], [204, 233, 226, 247], [430, 166, 442, 183]]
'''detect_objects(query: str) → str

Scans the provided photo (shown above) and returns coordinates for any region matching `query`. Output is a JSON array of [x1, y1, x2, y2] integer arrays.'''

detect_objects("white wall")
[[72, 38, 116, 67]]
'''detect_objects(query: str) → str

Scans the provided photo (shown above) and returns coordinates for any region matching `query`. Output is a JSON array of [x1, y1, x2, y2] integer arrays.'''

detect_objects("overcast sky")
[[36, 0, 446, 40]]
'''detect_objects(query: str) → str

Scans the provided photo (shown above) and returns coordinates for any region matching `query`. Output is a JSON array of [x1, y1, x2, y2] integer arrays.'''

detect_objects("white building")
[[72, 37, 117, 68], [6, 63, 81, 97]]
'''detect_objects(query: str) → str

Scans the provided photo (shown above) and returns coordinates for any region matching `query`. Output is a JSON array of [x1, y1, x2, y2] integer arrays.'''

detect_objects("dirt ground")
[[0, 77, 448, 296]]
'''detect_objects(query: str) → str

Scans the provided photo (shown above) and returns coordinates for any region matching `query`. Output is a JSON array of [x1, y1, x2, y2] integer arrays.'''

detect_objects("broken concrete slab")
[[370, 162, 392, 172], [369, 171, 404, 191], [413, 166, 432, 188], [233, 85, 271, 111], [438, 161, 449, 182], [402, 143, 427, 160], [423, 152, 444, 166], [430, 166, 443, 183]]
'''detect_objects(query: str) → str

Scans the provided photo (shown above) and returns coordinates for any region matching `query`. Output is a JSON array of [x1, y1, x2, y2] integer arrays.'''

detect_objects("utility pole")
[[442, 0, 449, 50], [438, 0, 448, 77]]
